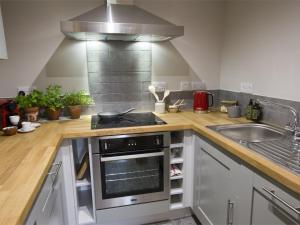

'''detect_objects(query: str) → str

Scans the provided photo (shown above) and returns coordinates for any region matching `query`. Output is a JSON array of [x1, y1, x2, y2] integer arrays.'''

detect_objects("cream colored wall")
[[220, 1, 300, 101], [151, 42, 200, 91], [135, 0, 225, 91], [33, 39, 89, 92], [0, 0, 225, 97], [0, 1, 102, 97]]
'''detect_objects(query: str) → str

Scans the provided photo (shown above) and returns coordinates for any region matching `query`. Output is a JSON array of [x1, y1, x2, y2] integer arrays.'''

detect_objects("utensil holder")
[[155, 102, 165, 114], [227, 105, 241, 118]]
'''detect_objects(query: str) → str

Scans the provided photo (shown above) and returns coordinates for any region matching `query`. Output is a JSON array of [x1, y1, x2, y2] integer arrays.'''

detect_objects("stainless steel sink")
[[208, 123, 285, 143], [208, 123, 300, 175]]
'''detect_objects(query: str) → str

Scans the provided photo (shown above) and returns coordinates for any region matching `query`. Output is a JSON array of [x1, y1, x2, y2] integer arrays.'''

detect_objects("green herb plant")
[[43, 85, 63, 111], [63, 90, 93, 106], [15, 90, 44, 109]]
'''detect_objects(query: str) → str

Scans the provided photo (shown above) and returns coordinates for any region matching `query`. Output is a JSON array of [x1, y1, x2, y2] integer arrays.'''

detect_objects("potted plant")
[[15, 89, 44, 122], [63, 90, 93, 119], [43, 85, 63, 120]]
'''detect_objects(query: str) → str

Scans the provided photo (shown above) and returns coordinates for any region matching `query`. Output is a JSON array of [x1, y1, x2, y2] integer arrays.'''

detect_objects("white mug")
[[21, 122, 32, 131], [9, 115, 20, 125]]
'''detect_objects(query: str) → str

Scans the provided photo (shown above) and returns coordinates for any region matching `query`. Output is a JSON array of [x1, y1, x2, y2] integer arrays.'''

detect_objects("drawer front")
[[252, 174, 300, 224], [41, 161, 62, 219], [25, 152, 62, 225]]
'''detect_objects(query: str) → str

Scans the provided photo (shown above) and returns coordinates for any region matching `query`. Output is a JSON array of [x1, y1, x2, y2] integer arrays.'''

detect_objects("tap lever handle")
[[284, 125, 295, 132]]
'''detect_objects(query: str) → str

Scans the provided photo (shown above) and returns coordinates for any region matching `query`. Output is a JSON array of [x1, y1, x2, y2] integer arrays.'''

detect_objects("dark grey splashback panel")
[[87, 41, 152, 112], [218, 90, 300, 128]]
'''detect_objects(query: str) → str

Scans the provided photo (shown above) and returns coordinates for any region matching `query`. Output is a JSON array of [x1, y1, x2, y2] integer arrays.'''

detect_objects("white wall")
[[135, 0, 225, 90], [33, 39, 89, 92], [220, 1, 300, 102], [0, 1, 102, 97], [151, 42, 201, 91]]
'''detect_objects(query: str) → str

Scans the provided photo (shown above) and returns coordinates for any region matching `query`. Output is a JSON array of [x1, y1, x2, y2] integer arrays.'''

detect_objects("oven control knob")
[[128, 140, 135, 146]]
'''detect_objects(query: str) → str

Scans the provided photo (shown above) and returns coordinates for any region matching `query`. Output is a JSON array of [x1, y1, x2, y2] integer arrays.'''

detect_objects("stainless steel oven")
[[91, 132, 170, 210]]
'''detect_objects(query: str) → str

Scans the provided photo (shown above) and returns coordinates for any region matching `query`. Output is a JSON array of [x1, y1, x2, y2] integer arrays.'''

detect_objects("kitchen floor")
[[147, 216, 200, 225]]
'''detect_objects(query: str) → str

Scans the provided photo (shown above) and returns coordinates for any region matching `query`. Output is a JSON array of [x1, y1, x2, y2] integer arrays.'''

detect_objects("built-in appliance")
[[91, 112, 166, 129], [60, 0, 184, 42], [91, 132, 170, 210], [193, 91, 214, 113]]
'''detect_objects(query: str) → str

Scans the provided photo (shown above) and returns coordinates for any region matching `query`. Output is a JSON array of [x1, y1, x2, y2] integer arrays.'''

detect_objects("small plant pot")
[[47, 108, 61, 120], [25, 107, 39, 122], [68, 105, 81, 119]]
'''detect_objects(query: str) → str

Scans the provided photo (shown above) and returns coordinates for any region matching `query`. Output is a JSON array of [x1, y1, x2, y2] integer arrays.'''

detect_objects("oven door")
[[92, 149, 170, 209]]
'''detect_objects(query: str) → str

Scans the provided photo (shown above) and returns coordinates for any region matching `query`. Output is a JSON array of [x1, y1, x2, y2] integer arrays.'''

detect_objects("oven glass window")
[[101, 155, 164, 199]]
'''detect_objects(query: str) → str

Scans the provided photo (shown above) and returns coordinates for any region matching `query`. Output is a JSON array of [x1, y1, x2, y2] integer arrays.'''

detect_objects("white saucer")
[[18, 127, 36, 133], [31, 122, 41, 128]]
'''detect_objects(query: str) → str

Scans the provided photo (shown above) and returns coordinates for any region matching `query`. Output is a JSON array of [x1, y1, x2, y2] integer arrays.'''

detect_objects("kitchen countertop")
[[0, 111, 300, 225]]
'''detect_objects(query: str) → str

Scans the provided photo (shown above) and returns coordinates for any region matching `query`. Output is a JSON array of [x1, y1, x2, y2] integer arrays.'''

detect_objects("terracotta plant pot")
[[47, 108, 61, 120], [68, 105, 81, 119], [24, 107, 39, 122]]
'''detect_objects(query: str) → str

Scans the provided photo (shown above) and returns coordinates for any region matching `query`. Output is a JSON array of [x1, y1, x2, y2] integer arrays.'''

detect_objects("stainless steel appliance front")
[[91, 132, 170, 210]]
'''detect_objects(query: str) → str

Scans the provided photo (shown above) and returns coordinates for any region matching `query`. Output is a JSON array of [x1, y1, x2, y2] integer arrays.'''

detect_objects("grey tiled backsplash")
[[86, 41, 218, 113], [86, 40, 299, 127], [218, 90, 300, 128], [87, 41, 153, 112]]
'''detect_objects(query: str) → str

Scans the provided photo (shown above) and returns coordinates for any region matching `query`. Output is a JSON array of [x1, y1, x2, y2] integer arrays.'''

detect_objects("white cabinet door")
[[47, 170, 66, 225], [251, 174, 300, 225], [193, 136, 253, 225], [0, 4, 7, 59], [24, 148, 68, 225], [195, 144, 231, 225], [39, 150, 66, 225]]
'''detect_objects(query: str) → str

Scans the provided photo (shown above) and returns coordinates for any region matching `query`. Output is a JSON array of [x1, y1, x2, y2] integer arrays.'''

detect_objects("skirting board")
[[95, 206, 192, 225]]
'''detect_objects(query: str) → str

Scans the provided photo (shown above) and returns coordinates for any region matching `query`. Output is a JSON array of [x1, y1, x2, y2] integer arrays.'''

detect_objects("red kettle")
[[193, 91, 214, 113]]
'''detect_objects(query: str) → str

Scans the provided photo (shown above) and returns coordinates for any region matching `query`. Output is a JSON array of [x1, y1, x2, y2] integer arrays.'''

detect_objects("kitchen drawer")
[[252, 173, 300, 224]]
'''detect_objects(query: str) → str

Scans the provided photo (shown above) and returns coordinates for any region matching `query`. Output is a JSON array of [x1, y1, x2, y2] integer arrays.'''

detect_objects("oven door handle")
[[100, 152, 165, 162]]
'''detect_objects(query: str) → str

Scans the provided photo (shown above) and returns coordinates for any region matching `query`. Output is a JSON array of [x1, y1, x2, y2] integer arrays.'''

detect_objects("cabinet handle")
[[226, 199, 234, 225], [48, 161, 62, 185], [263, 187, 300, 215]]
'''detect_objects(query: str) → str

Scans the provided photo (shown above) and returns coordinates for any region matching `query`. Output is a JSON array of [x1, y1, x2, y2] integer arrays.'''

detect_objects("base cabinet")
[[251, 174, 300, 225], [25, 146, 67, 225], [193, 139, 232, 225], [39, 161, 66, 225], [193, 135, 253, 225]]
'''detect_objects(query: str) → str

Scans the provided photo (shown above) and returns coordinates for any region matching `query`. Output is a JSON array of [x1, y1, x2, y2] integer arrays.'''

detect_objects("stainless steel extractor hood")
[[60, 1, 184, 42]]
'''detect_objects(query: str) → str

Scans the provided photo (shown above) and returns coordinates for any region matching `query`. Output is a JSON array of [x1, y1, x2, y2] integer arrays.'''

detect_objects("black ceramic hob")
[[91, 112, 166, 129]]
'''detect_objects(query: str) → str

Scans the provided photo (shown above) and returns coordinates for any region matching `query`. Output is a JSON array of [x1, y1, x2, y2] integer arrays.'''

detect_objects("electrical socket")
[[152, 81, 167, 92], [17, 86, 34, 95], [180, 81, 191, 91], [240, 82, 253, 94], [191, 81, 204, 90]]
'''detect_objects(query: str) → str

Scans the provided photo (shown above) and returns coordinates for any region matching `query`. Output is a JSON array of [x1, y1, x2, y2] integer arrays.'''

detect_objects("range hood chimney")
[[60, 0, 184, 42]]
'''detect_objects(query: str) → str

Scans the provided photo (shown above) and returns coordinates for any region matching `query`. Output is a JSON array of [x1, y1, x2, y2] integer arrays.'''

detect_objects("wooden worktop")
[[0, 111, 299, 225]]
